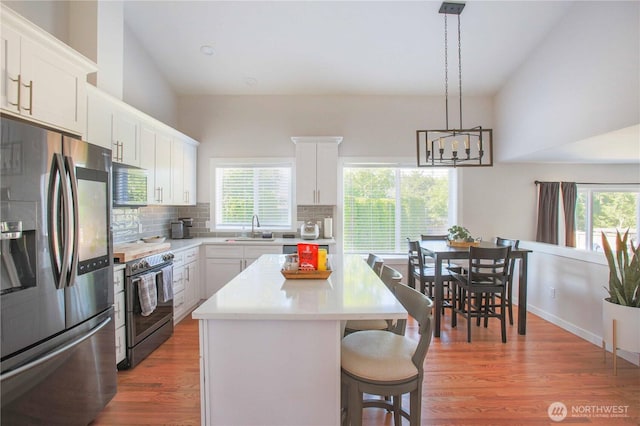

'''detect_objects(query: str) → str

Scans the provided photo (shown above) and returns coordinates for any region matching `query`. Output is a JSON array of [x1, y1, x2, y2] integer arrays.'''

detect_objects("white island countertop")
[[192, 254, 406, 321]]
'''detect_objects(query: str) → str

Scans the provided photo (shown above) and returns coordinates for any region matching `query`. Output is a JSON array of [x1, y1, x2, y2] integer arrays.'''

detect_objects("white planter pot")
[[602, 298, 640, 353]]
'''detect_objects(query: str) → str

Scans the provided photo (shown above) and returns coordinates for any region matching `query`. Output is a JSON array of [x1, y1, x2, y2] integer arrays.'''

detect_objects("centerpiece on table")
[[446, 225, 479, 247], [281, 243, 331, 279], [601, 229, 640, 374]]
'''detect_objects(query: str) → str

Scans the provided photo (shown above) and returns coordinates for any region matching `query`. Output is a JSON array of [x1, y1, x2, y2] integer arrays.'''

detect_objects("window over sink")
[[210, 158, 294, 232]]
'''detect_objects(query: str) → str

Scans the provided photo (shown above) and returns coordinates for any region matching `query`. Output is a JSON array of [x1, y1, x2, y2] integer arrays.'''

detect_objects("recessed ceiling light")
[[200, 45, 215, 56], [244, 77, 258, 87]]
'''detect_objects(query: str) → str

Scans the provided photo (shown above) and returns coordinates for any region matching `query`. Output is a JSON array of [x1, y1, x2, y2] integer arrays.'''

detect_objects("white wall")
[[496, 1, 640, 162], [123, 24, 178, 127], [177, 94, 493, 203]]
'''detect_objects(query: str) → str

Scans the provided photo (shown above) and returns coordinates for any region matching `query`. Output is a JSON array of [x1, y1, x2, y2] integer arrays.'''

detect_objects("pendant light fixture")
[[417, 2, 493, 168]]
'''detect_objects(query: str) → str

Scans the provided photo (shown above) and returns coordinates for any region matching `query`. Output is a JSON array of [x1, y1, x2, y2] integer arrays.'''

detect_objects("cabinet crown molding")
[[291, 136, 343, 145]]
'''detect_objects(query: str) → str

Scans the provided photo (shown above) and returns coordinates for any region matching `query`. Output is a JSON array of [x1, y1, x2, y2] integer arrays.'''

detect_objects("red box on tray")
[[297, 243, 319, 270]]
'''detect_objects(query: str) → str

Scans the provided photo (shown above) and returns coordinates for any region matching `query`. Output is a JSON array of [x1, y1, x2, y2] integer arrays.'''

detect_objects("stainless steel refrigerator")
[[1, 115, 117, 424]]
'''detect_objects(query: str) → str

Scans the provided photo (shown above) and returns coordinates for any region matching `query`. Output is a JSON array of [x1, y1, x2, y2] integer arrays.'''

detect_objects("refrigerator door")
[[1, 308, 117, 425], [0, 117, 65, 360], [62, 136, 113, 328]]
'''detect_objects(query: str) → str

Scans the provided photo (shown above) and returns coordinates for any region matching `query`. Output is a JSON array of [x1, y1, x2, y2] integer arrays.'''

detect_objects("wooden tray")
[[281, 269, 332, 279], [447, 240, 480, 248]]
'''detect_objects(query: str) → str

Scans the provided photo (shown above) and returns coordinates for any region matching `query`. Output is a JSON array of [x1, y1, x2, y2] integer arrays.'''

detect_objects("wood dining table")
[[419, 240, 532, 338]]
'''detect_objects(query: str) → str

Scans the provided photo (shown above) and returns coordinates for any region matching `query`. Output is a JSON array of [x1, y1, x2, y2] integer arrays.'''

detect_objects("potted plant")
[[601, 229, 640, 374], [447, 225, 473, 242]]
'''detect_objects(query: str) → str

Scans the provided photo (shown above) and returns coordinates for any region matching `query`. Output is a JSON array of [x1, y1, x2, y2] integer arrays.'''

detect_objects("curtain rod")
[[534, 180, 640, 185]]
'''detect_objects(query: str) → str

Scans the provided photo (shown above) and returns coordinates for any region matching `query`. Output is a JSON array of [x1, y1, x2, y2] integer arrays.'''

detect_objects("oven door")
[[125, 267, 173, 347]]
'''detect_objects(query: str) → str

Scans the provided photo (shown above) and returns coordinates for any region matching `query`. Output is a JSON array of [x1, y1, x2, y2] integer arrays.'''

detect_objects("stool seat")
[[342, 330, 418, 382]]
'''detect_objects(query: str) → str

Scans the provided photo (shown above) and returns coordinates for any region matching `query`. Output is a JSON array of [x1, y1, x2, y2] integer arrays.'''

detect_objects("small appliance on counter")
[[301, 221, 320, 240], [178, 217, 194, 239], [171, 220, 184, 239]]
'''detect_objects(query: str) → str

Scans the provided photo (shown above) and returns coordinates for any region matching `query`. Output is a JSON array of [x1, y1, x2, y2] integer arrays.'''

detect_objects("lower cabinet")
[[204, 245, 283, 298], [173, 247, 200, 324], [114, 266, 126, 364]]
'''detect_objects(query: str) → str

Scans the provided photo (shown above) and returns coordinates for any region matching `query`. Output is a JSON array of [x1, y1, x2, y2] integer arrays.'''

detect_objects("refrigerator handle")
[[0, 317, 112, 382], [64, 155, 79, 288], [47, 154, 70, 289]]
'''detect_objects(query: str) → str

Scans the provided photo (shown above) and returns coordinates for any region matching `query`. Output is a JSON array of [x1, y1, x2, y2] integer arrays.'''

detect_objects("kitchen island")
[[192, 254, 407, 426]]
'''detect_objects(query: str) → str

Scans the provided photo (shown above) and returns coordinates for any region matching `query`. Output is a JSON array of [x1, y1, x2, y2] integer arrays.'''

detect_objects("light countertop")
[[167, 237, 336, 252], [192, 254, 406, 321]]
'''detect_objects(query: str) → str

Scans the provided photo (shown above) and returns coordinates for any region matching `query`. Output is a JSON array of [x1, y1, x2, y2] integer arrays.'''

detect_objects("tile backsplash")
[[112, 203, 335, 244]]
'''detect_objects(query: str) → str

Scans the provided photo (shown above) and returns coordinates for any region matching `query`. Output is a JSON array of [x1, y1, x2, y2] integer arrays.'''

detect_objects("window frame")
[[209, 157, 296, 232], [338, 157, 458, 255], [576, 183, 640, 251]]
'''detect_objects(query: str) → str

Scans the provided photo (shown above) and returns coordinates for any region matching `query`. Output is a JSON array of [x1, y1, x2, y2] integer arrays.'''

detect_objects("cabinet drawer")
[[184, 247, 199, 263], [114, 292, 125, 329], [205, 245, 243, 259], [173, 290, 185, 310], [114, 268, 125, 293], [172, 251, 185, 268], [173, 269, 185, 293], [115, 325, 126, 363]]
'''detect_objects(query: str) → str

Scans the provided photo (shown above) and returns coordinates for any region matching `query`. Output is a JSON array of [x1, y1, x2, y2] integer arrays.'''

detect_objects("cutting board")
[[113, 242, 171, 263]]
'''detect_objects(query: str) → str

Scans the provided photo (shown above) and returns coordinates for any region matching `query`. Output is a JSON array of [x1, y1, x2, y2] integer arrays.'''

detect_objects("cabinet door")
[[315, 143, 339, 205], [115, 325, 126, 364], [205, 258, 242, 299], [170, 140, 185, 205], [20, 37, 86, 134], [155, 133, 172, 203], [243, 246, 283, 269], [86, 89, 113, 149], [139, 125, 158, 203], [183, 143, 197, 205], [1, 25, 21, 114], [295, 143, 317, 205], [184, 260, 199, 309], [112, 109, 139, 166]]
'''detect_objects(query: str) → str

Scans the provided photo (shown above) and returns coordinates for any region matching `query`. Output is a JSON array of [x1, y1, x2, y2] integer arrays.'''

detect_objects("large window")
[[211, 159, 294, 231], [575, 185, 639, 251], [343, 165, 452, 254]]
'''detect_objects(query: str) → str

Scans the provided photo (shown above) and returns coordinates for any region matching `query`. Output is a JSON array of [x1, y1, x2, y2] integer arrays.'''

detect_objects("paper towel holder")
[[323, 217, 333, 239]]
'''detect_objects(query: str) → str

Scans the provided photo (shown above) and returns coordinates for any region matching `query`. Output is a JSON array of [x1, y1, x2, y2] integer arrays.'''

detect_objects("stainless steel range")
[[118, 251, 174, 370]]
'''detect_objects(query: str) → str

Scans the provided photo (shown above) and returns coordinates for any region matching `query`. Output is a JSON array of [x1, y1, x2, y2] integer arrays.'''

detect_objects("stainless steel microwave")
[[112, 163, 148, 207]]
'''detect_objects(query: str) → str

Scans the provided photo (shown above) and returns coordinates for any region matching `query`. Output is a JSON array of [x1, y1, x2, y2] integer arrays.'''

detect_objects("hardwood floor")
[[93, 306, 639, 425]]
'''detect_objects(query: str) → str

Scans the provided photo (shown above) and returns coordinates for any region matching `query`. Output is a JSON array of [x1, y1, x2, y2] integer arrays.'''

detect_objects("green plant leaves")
[[602, 229, 640, 307]]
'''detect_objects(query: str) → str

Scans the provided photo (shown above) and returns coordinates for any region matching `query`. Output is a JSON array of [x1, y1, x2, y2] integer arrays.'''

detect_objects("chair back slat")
[[380, 265, 403, 293], [467, 246, 511, 285]]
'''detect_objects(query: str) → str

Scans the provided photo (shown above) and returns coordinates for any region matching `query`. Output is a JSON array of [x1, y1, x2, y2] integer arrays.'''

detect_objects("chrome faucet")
[[251, 214, 260, 237]]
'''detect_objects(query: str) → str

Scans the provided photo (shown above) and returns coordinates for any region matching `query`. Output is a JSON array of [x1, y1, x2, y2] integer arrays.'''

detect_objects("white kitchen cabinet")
[[292, 137, 342, 205], [1, 5, 95, 135], [173, 247, 200, 323], [112, 104, 140, 166], [203, 245, 282, 298], [140, 124, 172, 204], [114, 266, 126, 364], [170, 139, 198, 205]]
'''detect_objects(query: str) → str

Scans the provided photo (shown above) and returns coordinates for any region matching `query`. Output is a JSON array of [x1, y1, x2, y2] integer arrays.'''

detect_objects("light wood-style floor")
[[92, 306, 639, 425]]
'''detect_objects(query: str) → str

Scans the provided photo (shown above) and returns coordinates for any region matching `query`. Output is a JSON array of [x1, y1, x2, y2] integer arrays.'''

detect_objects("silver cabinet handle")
[[22, 79, 33, 114], [7, 74, 21, 110]]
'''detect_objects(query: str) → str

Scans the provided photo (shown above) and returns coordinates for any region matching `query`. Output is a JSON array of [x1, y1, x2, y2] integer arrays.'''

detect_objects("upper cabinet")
[[86, 85, 198, 205], [86, 85, 140, 166], [292, 136, 342, 205], [171, 138, 198, 205], [1, 5, 96, 135]]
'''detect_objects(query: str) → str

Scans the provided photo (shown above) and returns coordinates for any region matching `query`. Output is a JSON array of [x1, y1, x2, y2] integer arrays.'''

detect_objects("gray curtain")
[[561, 182, 577, 247], [536, 182, 559, 244]]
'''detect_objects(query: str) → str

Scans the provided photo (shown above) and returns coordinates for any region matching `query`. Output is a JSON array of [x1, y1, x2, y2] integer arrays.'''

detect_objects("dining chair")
[[366, 253, 384, 277], [451, 246, 511, 343], [341, 283, 434, 426], [495, 237, 520, 325], [407, 239, 454, 314], [345, 265, 404, 336]]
